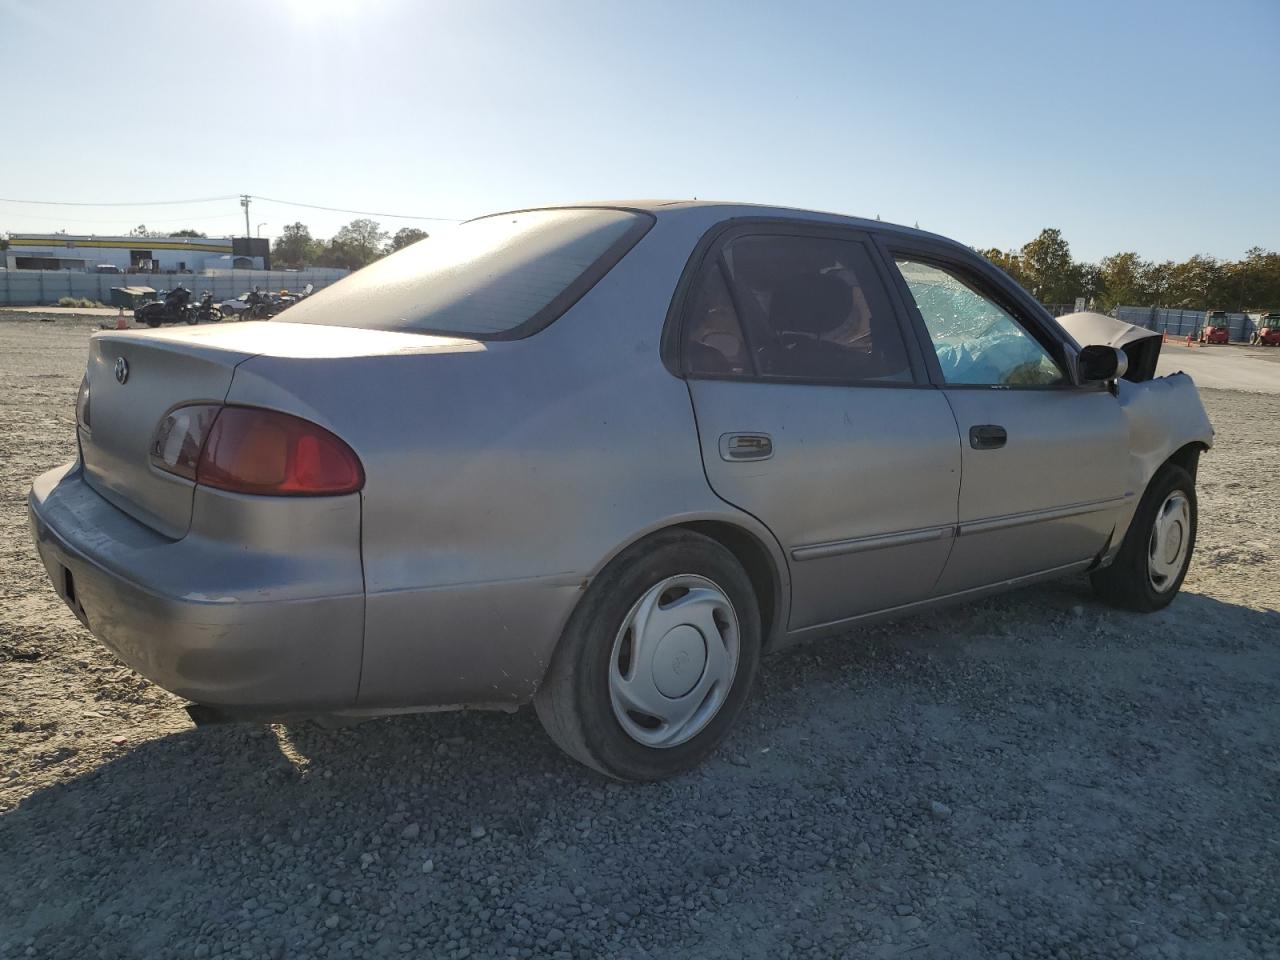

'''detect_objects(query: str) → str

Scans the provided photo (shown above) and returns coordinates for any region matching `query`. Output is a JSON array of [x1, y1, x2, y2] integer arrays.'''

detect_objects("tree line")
[[271, 221, 427, 272], [981, 229, 1280, 312]]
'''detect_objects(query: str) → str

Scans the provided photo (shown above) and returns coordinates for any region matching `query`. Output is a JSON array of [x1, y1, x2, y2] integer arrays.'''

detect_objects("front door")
[[886, 255, 1130, 594], [674, 226, 963, 632]]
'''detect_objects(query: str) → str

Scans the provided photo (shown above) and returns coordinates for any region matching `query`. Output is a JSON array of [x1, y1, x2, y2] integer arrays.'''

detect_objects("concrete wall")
[[0, 269, 349, 306]]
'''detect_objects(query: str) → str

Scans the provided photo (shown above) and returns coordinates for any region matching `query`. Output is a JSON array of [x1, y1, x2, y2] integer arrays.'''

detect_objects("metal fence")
[[1115, 306, 1258, 343], [0, 269, 347, 307]]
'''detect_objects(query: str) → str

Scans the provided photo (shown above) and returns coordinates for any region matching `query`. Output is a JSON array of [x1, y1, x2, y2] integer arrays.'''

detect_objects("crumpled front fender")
[[1105, 372, 1213, 557], [1118, 372, 1214, 481]]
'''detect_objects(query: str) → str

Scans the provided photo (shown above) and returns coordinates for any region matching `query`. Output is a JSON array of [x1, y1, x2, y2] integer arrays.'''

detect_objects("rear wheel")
[[1091, 463, 1196, 612], [535, 530, 761, 780]]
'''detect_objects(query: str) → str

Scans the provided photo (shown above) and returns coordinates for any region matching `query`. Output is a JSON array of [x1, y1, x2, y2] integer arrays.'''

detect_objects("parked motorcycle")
[[245, 287, 277, 320], [192, 291, 222, 324], [134, 286, 193, 328]]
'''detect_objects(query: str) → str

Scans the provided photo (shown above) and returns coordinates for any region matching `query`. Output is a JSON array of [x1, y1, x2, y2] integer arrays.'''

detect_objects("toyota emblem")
[[114, 357, 129, 385]]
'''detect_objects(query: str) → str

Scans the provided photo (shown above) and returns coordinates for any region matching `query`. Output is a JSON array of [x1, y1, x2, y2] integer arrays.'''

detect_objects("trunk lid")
[[81, 329, 255, 538], [80, 322, 482, 538]]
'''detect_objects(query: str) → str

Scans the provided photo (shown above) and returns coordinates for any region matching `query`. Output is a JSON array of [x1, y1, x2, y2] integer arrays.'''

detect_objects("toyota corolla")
[[29, 201, 1213, 780]]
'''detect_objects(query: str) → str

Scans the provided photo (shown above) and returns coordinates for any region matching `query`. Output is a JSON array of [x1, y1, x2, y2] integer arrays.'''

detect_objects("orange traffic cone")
[[116, 307, 127, 331]]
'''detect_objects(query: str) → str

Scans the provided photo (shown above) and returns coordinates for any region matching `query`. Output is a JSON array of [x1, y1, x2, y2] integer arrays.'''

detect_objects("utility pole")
[[240, 194, 251, 238]]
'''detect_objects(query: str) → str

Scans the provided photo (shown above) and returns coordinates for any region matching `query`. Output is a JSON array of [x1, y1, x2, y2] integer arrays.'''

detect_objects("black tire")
[[535, 529, 761, 781], [1091, 463, 1196, 612]]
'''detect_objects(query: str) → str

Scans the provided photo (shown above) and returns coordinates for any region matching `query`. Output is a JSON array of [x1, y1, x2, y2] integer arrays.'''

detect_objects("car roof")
[[481, 199, 966, 252]]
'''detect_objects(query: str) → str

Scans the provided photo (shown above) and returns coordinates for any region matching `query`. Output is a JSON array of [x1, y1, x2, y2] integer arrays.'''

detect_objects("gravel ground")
[[1, 315, 1277, 960], [1157, 341, 1280, 393]]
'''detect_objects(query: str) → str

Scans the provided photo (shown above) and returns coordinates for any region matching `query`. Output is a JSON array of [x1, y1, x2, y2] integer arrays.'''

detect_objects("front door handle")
[[720, 433, 773, 461], [969, 424, 1007, 450]]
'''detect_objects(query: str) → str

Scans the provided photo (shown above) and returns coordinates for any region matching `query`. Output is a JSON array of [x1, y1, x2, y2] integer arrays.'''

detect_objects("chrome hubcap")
[[608, 574, 740, 749], [1148, 492, 1191, 592]]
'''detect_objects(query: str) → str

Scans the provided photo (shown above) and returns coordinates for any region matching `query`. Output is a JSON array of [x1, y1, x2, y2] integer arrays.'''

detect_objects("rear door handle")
[[969, 424, 1007, 450], [720, 433, 773, 461]]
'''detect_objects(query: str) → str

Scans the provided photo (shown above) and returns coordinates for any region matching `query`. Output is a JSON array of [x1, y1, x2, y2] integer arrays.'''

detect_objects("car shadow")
[[2, 579, 1276, 956]]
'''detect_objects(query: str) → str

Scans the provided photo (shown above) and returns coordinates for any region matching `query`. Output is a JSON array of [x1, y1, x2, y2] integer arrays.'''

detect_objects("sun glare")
[[281, 0, 366, 22]]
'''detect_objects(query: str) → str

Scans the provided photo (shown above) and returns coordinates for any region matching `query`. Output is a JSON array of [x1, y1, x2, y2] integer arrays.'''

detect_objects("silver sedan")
[[29, 202, 1213, 779]]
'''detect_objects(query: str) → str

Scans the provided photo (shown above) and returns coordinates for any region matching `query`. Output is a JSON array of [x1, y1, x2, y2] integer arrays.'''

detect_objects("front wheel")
[[535, 530, 761, 780], [1091, 463, 1197, 612]]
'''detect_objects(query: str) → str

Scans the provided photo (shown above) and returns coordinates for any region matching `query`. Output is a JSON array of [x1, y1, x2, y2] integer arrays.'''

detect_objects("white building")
[[4, 234, 266, 272]]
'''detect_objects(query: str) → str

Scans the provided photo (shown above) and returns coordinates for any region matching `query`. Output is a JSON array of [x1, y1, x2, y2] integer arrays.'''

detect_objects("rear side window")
[[278, 208, 652, 338], [684, 234, 912, 382], [685, 264, 752, 375]]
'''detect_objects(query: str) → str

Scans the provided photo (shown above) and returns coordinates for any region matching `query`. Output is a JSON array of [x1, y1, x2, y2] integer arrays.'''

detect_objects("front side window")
[[278, 208, 651, 338], [895, 259, 1065, 386], [685, 234, 911, 382]]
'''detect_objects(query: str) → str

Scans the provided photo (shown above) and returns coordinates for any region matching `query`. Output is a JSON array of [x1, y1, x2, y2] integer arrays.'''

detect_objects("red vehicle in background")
[[1254, 314, 1280, 346], [1200, 311, 1230, 344]]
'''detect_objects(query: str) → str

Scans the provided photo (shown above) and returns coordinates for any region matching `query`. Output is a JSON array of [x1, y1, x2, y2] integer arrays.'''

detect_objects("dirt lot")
[[1, 315, 1277, 960]]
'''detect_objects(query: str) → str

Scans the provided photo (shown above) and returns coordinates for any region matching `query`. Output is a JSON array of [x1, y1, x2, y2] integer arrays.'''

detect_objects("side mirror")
[[1078, 344, 1128, 382]]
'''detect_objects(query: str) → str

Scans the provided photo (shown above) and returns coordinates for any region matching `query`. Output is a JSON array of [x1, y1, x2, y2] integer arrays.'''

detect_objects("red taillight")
[[150, 405, 363, 496]]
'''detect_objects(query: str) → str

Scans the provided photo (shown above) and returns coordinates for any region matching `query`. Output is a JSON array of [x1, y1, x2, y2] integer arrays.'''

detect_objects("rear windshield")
[[278, 208, 652, 339]]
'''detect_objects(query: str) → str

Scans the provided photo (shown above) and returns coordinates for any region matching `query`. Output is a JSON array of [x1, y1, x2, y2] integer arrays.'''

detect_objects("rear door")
[[673, 223, 963, 633], [882, 246, 1130, 594]]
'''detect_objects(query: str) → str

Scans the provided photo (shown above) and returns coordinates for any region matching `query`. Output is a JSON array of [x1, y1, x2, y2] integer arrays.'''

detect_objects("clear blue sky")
[[1, 0, 1276, 262]]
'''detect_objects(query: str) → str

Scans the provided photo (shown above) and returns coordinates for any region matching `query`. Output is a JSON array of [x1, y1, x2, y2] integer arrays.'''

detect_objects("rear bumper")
[[28, 462, 364, 711]]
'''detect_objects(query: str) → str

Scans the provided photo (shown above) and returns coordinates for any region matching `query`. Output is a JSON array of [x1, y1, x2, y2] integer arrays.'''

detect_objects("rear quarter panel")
[[226, 211, 786, 708]]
